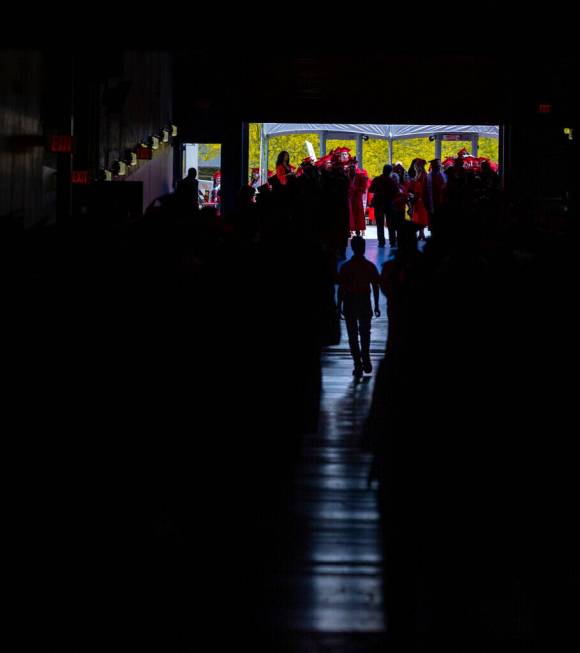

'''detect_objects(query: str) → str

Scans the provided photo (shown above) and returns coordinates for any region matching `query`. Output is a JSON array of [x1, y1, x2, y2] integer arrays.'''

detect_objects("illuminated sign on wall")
[[72, 170, 89, 184], [50, 135, 73, 153], [137, 145, 152, 160]]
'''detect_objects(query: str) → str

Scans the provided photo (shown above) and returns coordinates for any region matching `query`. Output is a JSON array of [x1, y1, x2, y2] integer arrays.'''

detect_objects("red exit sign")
[[72, 170, 89, 184], [538, 104, 552, 114], [50, 134, 73, 153], [137, 145, 152, 160]]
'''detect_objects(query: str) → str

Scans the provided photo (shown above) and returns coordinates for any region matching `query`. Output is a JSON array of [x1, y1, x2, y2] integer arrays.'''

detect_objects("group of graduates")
[[369, 158, 444, 245], [373, 152, 501, 246], [248, 146, 501, 258], [246, 148, 377, 260]]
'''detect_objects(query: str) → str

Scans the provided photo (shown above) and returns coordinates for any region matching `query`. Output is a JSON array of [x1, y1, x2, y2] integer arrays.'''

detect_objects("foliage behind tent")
[[248, 123, 499, 178]]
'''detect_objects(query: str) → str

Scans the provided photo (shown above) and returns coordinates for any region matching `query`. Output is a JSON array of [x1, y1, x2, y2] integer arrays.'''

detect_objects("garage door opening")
[[181, 142, 222, 212], [247, 122, 501, 240]]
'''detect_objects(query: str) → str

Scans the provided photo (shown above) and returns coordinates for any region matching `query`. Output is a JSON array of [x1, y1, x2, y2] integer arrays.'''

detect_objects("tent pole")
[[259, 125, 264, 184], [356, 134, 363, 169], [320, 131, 327, 156], [471, 134, 479, 156], [388, 139, 393, 165], [435, 134, 442, 160]]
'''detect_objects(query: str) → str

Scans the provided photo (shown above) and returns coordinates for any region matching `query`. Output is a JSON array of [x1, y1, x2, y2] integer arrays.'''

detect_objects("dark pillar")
[[48, 51, 74, 221], [220, 120, 246, 216]]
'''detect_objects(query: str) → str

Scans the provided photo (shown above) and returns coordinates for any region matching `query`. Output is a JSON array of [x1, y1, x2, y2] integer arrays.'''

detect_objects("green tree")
[[440, 138, 499, 162], [362, 139, 389, 177], [325, 139, 356, 155], [199, 143, 221, 162], [248, 123, 320, 176], [268, 133, 320, 170], [478, 137, 499, 162], [248, 122, 262, 172], [248, 124, 500, 180], [392, 138, 435, 171], [440, 140, 472, 160]]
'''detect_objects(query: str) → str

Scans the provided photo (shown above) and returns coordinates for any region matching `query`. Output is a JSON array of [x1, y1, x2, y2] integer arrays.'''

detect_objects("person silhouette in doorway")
[[337, 236, 381, 378]]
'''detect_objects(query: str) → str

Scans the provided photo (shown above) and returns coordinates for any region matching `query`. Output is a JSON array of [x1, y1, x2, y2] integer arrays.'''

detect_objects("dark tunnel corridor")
[[2, 44, 578, 652]]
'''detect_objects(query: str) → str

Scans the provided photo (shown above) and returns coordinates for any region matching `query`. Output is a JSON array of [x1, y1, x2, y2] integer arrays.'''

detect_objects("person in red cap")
[[295, 156, 314, 178], [407, 158, 429, 240], [316, 152, 333, 172], [211, 170, 221, 212], [249, 167, 260, 190], [334, 146, 351, 163]]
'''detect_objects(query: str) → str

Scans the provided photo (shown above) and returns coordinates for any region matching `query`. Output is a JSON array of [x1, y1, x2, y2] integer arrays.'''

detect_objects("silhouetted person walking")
[[176, 167, 200, 214], [337, 236, 380, 378], [369, 164, 399, 247], [426, 157, 447, 233]]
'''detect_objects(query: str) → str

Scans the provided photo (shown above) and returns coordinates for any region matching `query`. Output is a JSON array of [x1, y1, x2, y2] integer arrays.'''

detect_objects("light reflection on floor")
[[267, 236, 388, 635]]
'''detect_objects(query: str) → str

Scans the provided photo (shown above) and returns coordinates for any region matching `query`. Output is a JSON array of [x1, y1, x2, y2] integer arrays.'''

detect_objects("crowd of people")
[[360, 155, 575, 647], [247, 146, 501, 255], [68, 142, 576, 649], [235, 147, 503, 378], [238, 145, 576, 647]]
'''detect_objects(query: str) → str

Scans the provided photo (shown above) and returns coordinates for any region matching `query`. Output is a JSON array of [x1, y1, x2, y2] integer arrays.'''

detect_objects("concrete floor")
[[264, 235, 392, 650]]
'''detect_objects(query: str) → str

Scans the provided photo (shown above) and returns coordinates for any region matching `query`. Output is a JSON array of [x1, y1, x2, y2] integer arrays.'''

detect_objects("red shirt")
[[338, 256, 380, 296]]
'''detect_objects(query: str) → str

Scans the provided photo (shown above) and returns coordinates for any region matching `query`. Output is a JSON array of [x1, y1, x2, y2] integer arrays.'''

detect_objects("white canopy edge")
[[262, 123, 499, 140]]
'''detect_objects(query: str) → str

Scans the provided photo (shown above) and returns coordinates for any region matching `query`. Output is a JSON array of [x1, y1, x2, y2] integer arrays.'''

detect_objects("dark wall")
[[1, 49, 174, 225], [97, 50, 172, 172], [174, 52, 578, 213], [71, 49, 174, 215], [0, 51, 44, 228], [125, 143, 174, 210]]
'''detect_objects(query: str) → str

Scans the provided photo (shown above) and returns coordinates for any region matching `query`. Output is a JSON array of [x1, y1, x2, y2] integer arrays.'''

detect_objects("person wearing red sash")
[[348, 163, 368, 235], [408, 158, 429, 240], [211, 170, 221, 211]]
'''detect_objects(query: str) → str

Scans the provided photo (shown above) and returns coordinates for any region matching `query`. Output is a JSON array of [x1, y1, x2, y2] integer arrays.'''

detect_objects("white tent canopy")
[[263, 123, 499, 139], [259, 123, 499, 181]]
